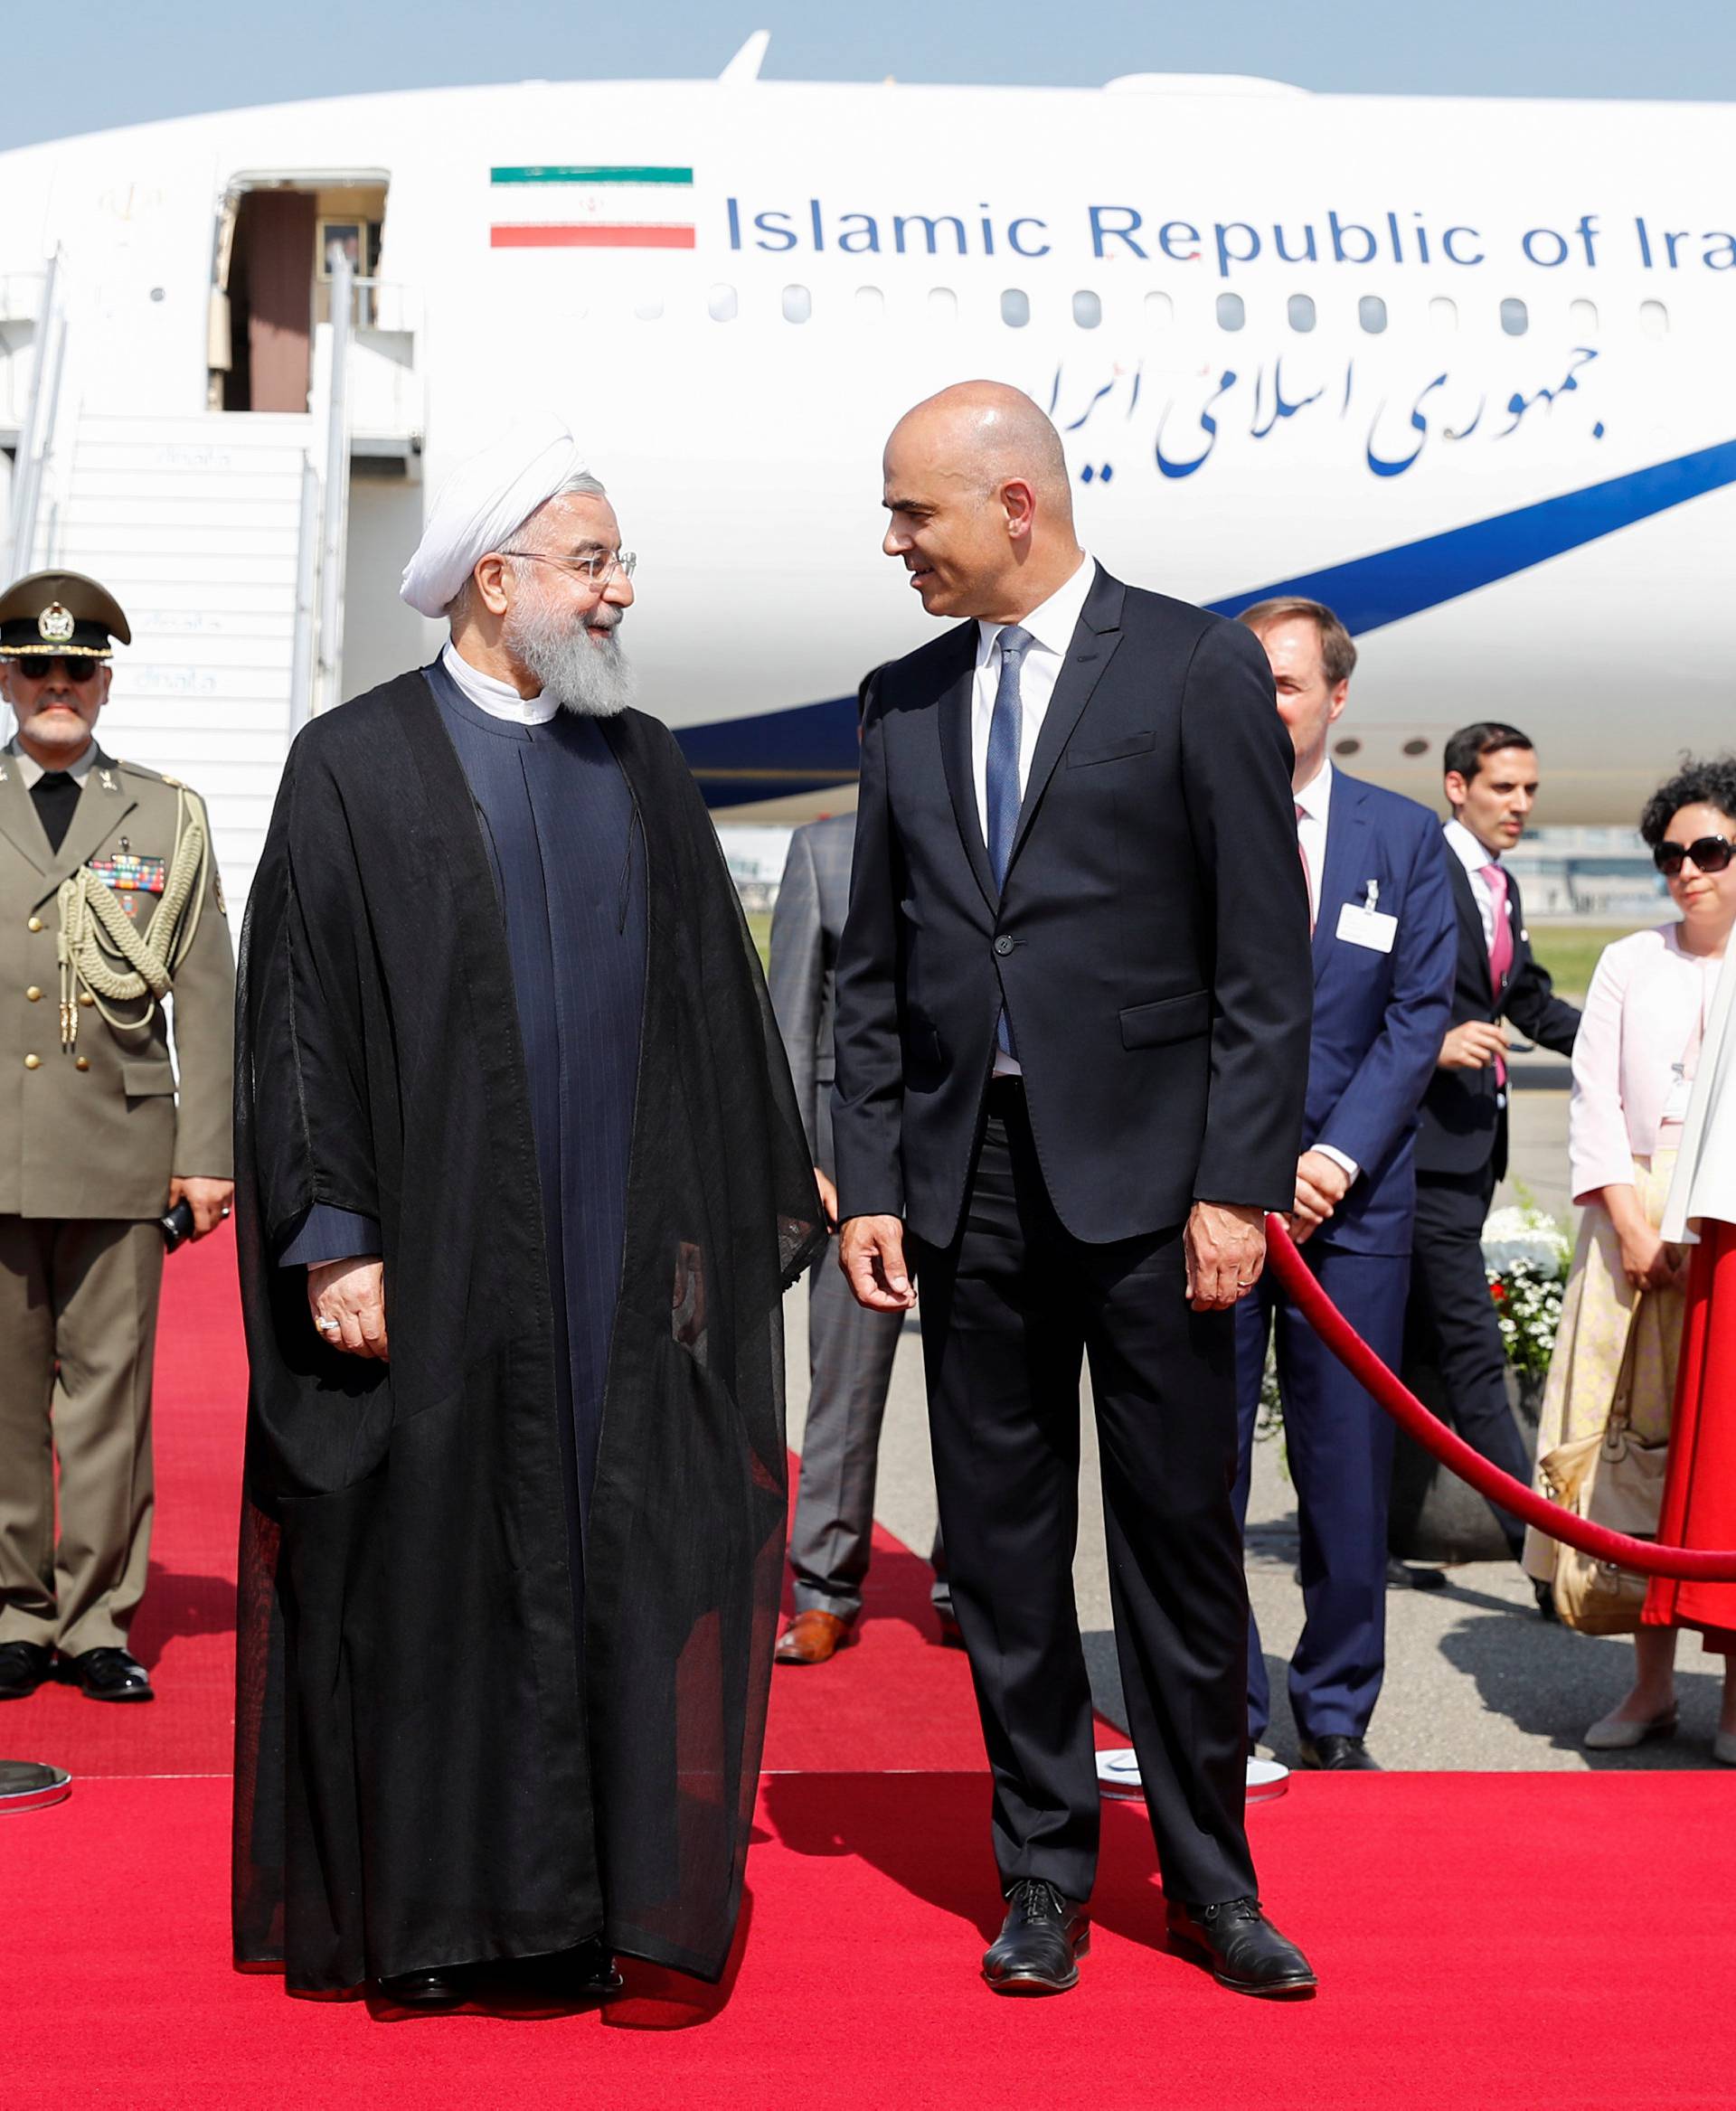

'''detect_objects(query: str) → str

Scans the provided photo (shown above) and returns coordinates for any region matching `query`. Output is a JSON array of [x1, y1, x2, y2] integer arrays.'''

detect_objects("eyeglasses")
[[1653, 834, 1733, 878], [498, 549, 637, 587], [3, 654, 101, 684]]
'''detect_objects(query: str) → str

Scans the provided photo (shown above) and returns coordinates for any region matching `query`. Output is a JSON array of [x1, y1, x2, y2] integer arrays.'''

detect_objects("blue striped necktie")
[[986, 625, 1032, 1054]]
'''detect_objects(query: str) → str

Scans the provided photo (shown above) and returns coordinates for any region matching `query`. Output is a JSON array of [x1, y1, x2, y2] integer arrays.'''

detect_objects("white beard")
[[505, 595, 634, 718]]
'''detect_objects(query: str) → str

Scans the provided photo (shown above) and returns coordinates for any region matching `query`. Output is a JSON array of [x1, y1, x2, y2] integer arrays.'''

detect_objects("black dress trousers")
[[1401, 1160, 1533, 1560], [911, 1082, 1257, 1909]]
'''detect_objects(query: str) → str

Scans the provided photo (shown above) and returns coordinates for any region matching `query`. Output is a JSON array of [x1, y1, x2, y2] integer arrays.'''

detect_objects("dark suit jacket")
[[831, 563, 1314, 1249], [1301, 773, 1457, 1257], [1415, 848, 1581, 1181], [768, 810, 855, 1180]]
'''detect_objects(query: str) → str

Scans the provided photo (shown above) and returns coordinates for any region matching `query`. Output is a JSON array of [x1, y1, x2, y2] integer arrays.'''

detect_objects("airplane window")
[[1144, 290, 1174, 328], [1072, 289, 1102, 330], [782, 284, 812, 324], [855, 286, 884, 320], [1402, 737, 1430, 757], [1216, 292, 1245, 332], [1639, 298, 1669, 338], [1287, 293, 1316, 334], [1334, 736, 1363, 758], [635, 296, 664, 322], [1429, 296, 1458, 332], [1358, 295, 1387, 335], [1569, 297, 1598, 334], [929, 287, 958, 322], [1500, 297, 1528, 336], [707, 284, 738, 323], [1001, 288, 1031, 328]]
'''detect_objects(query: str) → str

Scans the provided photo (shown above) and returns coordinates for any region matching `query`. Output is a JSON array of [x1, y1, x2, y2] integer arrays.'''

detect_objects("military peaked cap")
[[0, 570, 131, 659]]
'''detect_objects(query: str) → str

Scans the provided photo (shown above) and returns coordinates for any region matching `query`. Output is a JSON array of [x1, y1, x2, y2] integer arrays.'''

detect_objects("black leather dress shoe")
[[982, 1879, 1090, 1994], [60, 1648, 154, 1701], [1298, 1734, 1381, 1771], [507, 1938, 624, 2001], [1166, 1898, 1317, 1997], [379, 1968, 467, 2007], [1386, 1556, 1448, 1591], [1533, 1579, 1560, 1623], [0, 1641, 55, 1700]]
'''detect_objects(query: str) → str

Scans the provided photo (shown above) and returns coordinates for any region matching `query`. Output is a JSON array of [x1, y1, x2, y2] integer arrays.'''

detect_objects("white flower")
[[1481, 1203, 1571, 1278]]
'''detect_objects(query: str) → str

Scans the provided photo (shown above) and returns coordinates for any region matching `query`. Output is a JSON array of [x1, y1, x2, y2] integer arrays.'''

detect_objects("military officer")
[[0, 570, 234, 1705]]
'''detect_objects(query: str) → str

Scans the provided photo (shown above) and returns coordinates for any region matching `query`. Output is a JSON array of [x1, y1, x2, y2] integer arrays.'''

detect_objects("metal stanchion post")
[[0, 1760, 71, 1813]]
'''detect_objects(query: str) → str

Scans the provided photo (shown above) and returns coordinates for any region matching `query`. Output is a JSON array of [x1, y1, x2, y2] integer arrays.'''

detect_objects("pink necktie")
[[1482, 863, 1514, 1087], [1296, 803, 1315, 933]]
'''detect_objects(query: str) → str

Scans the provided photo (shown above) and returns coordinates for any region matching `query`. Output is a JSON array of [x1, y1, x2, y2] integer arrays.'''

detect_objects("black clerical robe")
[[423, 655, 645, 1552], [231, 671, 822, 1993]]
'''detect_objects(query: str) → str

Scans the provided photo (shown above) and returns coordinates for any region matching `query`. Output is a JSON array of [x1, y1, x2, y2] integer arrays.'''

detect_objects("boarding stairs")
[[33, 412, 317, 915], [4, 249, 377, 917]]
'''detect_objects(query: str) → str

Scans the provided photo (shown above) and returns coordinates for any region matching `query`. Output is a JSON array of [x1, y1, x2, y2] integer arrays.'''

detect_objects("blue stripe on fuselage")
[[680, 435, 1736, 807]]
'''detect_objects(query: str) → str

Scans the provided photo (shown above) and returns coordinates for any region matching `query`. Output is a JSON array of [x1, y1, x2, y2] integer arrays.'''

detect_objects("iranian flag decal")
[[490, 165, 696, 249]]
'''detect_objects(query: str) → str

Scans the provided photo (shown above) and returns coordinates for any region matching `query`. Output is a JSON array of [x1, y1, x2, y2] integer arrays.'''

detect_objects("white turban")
[[400, 412, 589, 618]]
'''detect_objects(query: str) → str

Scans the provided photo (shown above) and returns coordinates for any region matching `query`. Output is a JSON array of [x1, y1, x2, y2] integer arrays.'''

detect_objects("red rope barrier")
[[1262, 1215, 1736, 1584]]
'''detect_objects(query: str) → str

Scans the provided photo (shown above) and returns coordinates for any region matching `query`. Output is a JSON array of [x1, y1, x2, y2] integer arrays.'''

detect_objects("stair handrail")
[[5, 248, 68, 581], [312, 241, 356, 717]]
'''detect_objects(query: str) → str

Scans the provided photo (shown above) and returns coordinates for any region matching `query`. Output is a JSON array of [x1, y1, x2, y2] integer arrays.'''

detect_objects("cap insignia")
[[37, 602, 76, 645]]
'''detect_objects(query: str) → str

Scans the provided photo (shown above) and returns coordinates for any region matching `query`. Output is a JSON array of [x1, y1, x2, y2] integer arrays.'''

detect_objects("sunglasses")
[[1653, 834, 1733, 878], [4, 654, 101, 685]]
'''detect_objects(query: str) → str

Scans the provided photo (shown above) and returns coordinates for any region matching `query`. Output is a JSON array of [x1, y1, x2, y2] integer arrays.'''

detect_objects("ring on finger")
[[316, 1315, 341, 1336]]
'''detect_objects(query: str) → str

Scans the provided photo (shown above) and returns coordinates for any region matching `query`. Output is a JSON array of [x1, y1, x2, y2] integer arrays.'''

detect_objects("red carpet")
[[8, 1237, 1736, 2108], [3, 1224, 245, 1776], [8, 1772, 1736, 2110]]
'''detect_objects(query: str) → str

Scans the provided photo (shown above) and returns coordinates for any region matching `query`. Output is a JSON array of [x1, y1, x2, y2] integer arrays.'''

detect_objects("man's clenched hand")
[[839, 1214, 917, 1313], [1184, 1202, 1267, 1312], [307, 1256, 389, 1361]]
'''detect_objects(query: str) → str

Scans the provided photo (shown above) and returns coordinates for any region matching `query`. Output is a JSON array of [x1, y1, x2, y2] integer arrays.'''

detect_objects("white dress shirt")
[[5, 735, 99, 787], [1292, 759, 1360, 1186], [1292, 757, 1333, 932], [441, 640, 557, 726], [973, 552, 1096, 1077], [1443, 816, 1503, 951], [972, 551, 1097, 843]]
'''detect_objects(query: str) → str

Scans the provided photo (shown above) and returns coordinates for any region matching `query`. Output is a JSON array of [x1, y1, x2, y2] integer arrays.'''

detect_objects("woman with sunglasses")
[[1644, 760, 1736, 1762], [1524, 756, 1736, 1753]]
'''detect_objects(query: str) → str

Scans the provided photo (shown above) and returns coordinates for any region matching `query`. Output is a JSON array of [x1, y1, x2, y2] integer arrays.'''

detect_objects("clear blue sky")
[[2, 0, 1732, 151]]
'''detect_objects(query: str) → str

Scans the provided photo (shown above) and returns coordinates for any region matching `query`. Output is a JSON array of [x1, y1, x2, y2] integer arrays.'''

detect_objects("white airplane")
[[2, 35, 1731, 907]]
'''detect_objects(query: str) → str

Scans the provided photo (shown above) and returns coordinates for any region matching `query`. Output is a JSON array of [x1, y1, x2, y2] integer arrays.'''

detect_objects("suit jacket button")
[[994, 935, 1014, 957], [25, 985, 42, 1002], [75, 1056, 90, 1071], [26, 916, 42, 932], [23, 1053, 40, 1070]]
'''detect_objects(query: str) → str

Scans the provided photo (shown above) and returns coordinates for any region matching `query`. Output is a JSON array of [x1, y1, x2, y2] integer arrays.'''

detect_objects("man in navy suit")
[[1400, 725, 1580, 1588], [1232, 600, 1456, 1772]]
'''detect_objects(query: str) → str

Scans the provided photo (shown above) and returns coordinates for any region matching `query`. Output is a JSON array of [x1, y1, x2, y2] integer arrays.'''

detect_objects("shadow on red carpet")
[[9, 1773, 1736, 2110], [11, 1215, 1736, 2107]]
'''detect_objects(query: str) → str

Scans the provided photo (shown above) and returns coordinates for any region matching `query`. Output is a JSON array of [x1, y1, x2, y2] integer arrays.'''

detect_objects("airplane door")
[[224, 190, 316, 412]]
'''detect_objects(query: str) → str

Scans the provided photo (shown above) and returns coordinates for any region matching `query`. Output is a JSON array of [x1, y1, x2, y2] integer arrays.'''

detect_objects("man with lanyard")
[[0, 570, 233, 1706]]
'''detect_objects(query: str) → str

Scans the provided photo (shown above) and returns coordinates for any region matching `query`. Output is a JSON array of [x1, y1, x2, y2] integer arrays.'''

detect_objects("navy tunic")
[[424, 657, 646, 1545]]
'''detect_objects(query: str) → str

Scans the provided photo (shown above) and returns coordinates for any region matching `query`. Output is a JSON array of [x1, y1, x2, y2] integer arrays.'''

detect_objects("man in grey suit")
[[772, 773, 952, 1665]]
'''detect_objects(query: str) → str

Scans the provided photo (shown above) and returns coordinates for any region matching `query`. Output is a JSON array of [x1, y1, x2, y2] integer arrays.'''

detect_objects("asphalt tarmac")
[[784, 1062, 1733, 1774]]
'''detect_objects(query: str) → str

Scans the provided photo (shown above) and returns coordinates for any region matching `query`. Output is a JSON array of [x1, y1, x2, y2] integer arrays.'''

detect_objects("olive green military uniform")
[[0, 590, 234, 1657]]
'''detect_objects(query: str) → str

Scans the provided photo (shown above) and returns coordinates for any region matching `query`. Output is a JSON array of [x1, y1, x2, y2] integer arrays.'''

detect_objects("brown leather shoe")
[[775, 1610, 855, 1664]]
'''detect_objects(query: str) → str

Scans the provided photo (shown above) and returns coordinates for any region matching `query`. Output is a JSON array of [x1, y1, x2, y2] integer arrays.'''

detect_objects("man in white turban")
[[231, 421, 823, 2011]]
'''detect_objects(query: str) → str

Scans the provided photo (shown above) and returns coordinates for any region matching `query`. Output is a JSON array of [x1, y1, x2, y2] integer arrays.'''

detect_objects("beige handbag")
[[1538, 1294, 1671, 1635]]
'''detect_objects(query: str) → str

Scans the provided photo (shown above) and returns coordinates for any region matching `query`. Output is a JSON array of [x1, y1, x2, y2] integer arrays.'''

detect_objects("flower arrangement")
[[1482, 1200, 1571, 1379]]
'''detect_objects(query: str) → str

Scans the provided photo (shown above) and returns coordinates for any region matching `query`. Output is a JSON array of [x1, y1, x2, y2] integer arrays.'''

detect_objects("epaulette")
[[114, 757, 196, 796]]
